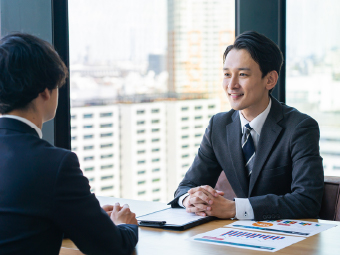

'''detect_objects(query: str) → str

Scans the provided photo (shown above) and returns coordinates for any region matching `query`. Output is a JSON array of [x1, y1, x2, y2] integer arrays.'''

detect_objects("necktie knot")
[[244, 123, 252, 132]]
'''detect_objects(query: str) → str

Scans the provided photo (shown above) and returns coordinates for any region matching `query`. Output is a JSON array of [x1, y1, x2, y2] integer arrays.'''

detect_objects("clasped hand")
[[183, 185, 236, 219], [102, 203, 138, 225]]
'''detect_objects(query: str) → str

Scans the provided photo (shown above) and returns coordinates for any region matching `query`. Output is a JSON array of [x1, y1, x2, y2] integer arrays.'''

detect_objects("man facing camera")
[[0, 33, 138, 255], [169, 31, 324, 221]]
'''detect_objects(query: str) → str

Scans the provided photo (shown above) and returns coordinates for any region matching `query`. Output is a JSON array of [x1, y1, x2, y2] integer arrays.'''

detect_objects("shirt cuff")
[[178, 193, 190, 208], [235, 198, 254, 220]]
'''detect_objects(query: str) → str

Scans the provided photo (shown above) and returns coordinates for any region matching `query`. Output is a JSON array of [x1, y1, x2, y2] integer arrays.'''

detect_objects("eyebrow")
[[223, 68, 251, 71]]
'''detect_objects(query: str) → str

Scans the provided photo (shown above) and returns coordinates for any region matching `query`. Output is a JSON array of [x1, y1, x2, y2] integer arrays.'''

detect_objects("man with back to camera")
[[169, 31, 324, 221], [0, 33, 138, 254]]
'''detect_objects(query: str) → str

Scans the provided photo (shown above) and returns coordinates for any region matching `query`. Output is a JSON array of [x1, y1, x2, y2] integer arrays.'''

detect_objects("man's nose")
[[228, 76, 239, 90]]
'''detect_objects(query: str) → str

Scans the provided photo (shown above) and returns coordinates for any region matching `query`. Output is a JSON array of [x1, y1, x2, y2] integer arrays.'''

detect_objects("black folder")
[[137, 208, 216, 230]]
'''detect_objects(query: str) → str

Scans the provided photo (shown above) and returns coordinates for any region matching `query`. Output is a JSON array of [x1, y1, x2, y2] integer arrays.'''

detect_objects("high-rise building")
[[167, 0, 235, 101]]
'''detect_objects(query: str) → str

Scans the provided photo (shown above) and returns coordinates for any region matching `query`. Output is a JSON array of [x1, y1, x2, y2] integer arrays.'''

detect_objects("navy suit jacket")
[[0, 118, 138, 255], [169, 96, 324, 220]]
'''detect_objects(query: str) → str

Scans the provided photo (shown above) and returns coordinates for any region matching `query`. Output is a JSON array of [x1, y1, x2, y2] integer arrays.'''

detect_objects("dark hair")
[[0, 33, 68, 114], [223, 31, 283, 93]]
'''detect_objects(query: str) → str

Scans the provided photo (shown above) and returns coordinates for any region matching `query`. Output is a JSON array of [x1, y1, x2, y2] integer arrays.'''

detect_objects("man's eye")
[[224, 73, 231, 77], [240, 73, 247, 76]]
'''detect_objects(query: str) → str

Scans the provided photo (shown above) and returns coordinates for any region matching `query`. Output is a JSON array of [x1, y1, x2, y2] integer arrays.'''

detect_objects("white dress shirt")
[[178, 99, 272, 220], [0, 115, 43, 139]]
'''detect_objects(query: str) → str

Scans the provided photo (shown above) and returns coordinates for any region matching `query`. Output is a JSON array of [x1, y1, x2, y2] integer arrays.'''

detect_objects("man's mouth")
[[228, 93, 244, 99]]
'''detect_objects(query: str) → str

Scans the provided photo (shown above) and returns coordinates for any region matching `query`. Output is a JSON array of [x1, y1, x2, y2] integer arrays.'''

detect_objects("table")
[[60, 198, 340, 255]]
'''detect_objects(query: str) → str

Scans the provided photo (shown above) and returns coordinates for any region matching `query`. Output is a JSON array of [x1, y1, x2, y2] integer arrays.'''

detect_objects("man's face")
[[222, 49, 271, 120]]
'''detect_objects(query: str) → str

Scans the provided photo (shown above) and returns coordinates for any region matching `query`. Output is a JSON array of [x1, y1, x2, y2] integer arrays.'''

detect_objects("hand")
[[184, 185, 235, 219], [110, 203, 138, 225], [102, 204, 116, 217]]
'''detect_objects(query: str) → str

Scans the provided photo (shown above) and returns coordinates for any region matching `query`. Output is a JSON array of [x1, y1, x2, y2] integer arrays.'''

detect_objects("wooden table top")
[[60, 198, 340, 255]]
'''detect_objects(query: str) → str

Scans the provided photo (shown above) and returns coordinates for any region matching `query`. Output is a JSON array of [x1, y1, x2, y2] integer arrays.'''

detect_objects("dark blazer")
[[169, 96, 324, 221], [0, 118, 138, 255]]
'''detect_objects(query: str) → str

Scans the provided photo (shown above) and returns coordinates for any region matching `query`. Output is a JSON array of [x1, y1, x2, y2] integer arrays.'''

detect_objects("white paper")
[[226, 219, 337, 237], [137, 208, 207, 226], [189, 228, 304, 252]]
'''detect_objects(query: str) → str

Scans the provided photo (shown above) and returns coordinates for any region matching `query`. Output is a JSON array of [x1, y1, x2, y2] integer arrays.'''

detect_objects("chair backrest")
[[320, 176, 340, 221], [215, 173, 340, 221]]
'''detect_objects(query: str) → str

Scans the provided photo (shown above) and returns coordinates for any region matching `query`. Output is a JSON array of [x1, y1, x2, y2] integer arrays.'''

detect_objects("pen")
[[139, 220, 166, 226]]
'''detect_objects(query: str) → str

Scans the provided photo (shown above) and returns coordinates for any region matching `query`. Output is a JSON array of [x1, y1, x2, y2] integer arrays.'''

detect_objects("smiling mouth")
[[228, 93, 244, 97]]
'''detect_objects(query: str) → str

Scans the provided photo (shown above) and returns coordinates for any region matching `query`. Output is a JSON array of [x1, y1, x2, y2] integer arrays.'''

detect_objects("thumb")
[[113, 202, 121, 213], [215, 190, 225, 196]]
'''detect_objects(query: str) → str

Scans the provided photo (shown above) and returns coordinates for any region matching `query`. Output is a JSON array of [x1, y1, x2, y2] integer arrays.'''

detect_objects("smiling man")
[[169, 31, 324, 221]]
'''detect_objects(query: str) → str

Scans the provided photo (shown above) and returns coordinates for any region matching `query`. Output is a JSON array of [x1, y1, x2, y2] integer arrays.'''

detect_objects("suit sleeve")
[[51, 151, 138, 255], [168, 116, 223, 207], [249, 117, 324, 220]]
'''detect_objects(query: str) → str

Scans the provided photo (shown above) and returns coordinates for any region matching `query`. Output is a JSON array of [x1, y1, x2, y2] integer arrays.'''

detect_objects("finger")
[[189, 196, 206, 205], [195, 212, 207, 217], [191, 203, 211, 211], [102, 204, 113, 212], [120, 204, 131, 213], [195, 190, 215, 205], [201, 185, 219, 197], [186, 206, 207, 213], [113, 202, 121, 212]]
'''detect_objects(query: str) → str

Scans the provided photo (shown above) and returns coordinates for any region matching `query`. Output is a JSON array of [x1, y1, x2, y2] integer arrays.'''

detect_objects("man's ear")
[[265, 71, 278, 91], [39, 88, 51, 101]]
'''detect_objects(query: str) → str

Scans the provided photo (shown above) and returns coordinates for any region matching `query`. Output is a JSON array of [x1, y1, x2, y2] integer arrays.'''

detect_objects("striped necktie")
[[242, 123, 255, 176]]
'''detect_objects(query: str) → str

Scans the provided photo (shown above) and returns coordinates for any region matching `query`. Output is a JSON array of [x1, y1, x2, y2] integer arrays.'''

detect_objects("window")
[[195, 125, 203, 128], [138, 191, 146, 195], [84, 134, 93, 139], [152, 128, 160, 132], [138, 170, 146, 174], [101, 164, 113, 170], [152, 178, 160, 182], [181, 117, 189, 121], [151, 109, 159, 113], [137, 121, 145, 125], [152, 158, 160, 162], [152, 148, 160, 152], [137, 130, 145, 134], [153, 198, 160, 202], [71, 136, 77, 140], [71, 126, 77, 129], [84, 167, 94, 171], [153, 188, 160, 192], [88, 178, 95, 182], [101, 143, 113, 148], [152, 138, 160, 142], [138, 180, 146, 185], [182, 126, 189, 130], [84, 145, 94, 150], [182, 154, 189, 158], [83, 114, 93, 118], [137, 140, 145, 144], [101, 154, 113, 159], [151, 119, 160, 124], [83, 125, 93, 128], [72, 147, 77, 151], [286, 0, 340, 177], [182, 145, 189, 148], [195, 143, 200, 147], [137, 110, 145, 114], [100, 133, 113, 137], [71, 115, 76, 119], [152, 168, 160, 172], [195, 116, 202, 120], [100, 112, 112, 117], [101, 175, 113, 180], [137, 150, 145, 154], [208, 105, 215, 109], [101, 186, 113, 190], [100, 123, 113, 128], [195, 106, 202, 110], [137, 160, 145, 164], [182, 135, 189, 139], [195, 134, 202, 137], [181, 107, 189, 111], [84, 156, 94, 161], [182, 164, 189, 168]]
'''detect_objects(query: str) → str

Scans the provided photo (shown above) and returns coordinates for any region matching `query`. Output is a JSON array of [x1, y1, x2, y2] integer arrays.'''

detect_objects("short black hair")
[[0, 33, 68, 114], [223, 31, 283, 92]]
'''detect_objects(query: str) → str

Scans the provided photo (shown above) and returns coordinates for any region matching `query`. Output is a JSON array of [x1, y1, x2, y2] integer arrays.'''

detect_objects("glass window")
[[286, 0, 340, 176], [101, 186, 113, 190], [69, 0, 235, 200], [101, 175, 113, 180], [84, 145, 94, 150]]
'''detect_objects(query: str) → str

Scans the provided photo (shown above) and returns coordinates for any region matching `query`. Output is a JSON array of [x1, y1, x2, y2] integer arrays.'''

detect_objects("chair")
[[215, 173, 340, 221], [320, 176, 340, 221]]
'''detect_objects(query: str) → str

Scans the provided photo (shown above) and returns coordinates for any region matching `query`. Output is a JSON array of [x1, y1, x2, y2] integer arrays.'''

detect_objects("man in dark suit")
[[0, 33, 138, 254], [169, 31, 324, 221]]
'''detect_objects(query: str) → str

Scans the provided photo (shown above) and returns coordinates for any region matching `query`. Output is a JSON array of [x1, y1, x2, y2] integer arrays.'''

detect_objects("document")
[[137, 208, 214, 230], [189, 228, 304, 252], [226, 219, 337, 237]]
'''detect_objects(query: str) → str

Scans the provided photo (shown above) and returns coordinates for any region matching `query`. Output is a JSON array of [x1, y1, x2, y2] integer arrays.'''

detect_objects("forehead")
[[223, 48, 259, 70]]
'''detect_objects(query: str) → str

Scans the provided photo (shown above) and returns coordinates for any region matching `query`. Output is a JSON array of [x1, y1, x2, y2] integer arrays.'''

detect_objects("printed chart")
[[189, 228, 304, 252], [226, 220, 336, 237]]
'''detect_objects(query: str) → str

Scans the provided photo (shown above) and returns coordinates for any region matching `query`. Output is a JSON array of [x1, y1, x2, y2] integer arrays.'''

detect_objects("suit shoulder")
[[211, 109, 236, 126], [279, 103, 319, 128]]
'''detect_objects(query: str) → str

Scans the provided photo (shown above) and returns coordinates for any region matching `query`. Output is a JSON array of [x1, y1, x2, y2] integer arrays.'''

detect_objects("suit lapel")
[[226, 111, 249, 197], [248, 97, 283, 196], [0, 118, 39, 138]]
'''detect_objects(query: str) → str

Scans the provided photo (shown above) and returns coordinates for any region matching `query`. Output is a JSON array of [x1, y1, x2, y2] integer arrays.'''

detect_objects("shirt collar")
[[239, 98, 272, 136], [0, 115, 43, 138]]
